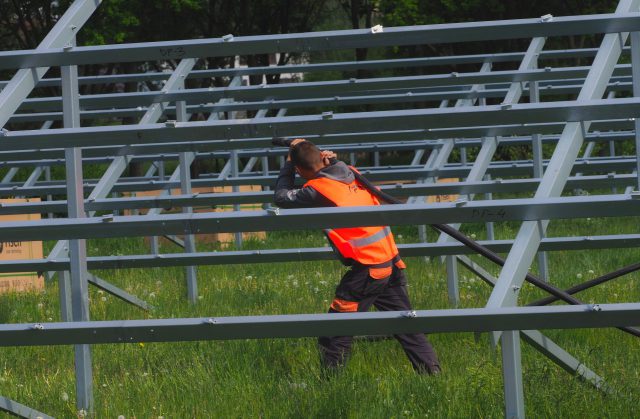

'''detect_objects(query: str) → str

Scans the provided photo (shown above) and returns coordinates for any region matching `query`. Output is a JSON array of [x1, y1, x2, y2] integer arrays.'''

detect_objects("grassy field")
[[0, 216, 638, 418]]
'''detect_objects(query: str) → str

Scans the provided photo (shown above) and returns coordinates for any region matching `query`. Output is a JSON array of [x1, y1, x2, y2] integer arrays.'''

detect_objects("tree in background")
[[380, 0, 620, 64]]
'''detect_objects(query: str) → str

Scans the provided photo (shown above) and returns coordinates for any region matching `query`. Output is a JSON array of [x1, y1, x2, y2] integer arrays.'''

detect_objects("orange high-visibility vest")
[[304, 175, 402, 268]]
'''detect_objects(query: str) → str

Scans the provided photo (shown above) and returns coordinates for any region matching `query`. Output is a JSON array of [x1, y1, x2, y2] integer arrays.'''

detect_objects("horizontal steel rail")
[[1, 156, 636, 199], [0, 195, 638, 242], [2, 98, 640, 151], [1, 13, 640, 69], [0, 233, 637, 273], [0, 304, 637, 347], [0, 127, 634, 164], [1, 172, 639, 216], [13, 65, 633, 113], [8, 77, 635, 125], [0, 46, 629, 90]]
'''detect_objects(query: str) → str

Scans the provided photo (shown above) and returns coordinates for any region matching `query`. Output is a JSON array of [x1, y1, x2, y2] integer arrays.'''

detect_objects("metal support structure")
[[485, 1, 639, 414], [46, 59, 200, 309], [529, 78, 549, 282], [631, 31, 640, 191], [177, 97, 198, 303], [437, 38, 546, 303], [61, 38, 93, 413], [445, 254, 460, 307], [231, 149, 242, 249], [0, 232, 638, 273], [0, 4, 638, 418], [456, 255, 606, 391], [487, 0, 639, 310], [501, 330, 525, 419], [58, 270, 72, 322], [0, 396, 53, 419], [484, 174, 495, 240], [48, 57, 198, 262], [0, 303, 637, 346], [0, 0, 102, 128]]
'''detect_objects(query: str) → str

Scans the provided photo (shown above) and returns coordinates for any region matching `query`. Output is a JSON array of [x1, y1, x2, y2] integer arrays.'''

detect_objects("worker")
[[274, 138, 440, 375]]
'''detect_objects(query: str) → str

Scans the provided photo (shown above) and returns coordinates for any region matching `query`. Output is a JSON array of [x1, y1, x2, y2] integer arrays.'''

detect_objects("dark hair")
[[290, 141, 323, 171]]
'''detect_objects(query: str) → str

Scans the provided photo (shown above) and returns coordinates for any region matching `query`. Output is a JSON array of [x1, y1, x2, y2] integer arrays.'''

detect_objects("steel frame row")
[[0, 0, 639, 417]]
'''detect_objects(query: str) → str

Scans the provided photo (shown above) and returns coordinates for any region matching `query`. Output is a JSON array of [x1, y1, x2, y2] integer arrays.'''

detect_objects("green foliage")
[[380, 0, 620, 27]]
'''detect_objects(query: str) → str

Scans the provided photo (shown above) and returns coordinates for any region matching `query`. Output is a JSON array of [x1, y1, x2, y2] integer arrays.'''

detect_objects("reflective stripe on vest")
[[347, 226, 391, 248], [306, 176, 399, 266]]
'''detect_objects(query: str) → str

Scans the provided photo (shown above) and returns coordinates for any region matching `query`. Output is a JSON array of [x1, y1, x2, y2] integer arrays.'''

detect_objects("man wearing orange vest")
[[274, 139, 440, 374]]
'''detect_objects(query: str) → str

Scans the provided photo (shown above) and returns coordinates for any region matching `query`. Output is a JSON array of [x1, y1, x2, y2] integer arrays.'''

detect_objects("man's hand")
[[321, 150, 337, 166]]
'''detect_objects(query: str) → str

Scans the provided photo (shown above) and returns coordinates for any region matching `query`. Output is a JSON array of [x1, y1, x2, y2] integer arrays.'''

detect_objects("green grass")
[[0, 217, 639, 418]]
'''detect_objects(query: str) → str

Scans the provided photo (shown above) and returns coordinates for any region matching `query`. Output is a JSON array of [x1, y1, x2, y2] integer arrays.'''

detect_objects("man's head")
[[290, 140, 326, 180]]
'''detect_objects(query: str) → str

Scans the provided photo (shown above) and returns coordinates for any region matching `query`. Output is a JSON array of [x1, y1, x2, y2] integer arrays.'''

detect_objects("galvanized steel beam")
[[0, 194, 638, 242], [486, 0, 640, 311], [0, 304, 637, 347], [0, 0, 102, 128], [2, 13, 640, 69], [0, 233, 638, 273]]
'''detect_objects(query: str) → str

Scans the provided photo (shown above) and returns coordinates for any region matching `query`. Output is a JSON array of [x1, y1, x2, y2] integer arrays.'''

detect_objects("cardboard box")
[[126, 186, 266, 245], [427, 178, 460, 203], [0, 198, 44, 293]]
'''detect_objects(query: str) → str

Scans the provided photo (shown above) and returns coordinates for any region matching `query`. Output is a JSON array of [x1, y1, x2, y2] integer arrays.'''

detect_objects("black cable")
[[349, 167, 640, 339], [528, 262, 640, 307]]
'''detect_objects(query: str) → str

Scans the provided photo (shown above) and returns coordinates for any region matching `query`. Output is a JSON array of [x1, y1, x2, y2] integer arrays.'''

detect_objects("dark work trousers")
[[318, 264, 441, 374]]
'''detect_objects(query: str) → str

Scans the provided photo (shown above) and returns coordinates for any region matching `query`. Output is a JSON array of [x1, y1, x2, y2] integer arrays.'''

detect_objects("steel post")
[[631, 31, 640, 190], [446, 253, 460, 307], [231, 149, 243, 249], [61, 41, 93, 412], [501, 330, 525, 419], [177, 98, 198, 303], [529, 77, 549, 282]]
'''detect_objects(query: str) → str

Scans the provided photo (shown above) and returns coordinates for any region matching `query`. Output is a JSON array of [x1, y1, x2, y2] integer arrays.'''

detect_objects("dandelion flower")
[[576, 273, 583, 279], [61, 392, 69, 402]]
